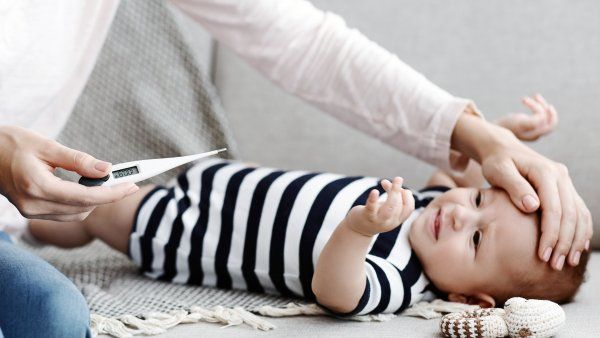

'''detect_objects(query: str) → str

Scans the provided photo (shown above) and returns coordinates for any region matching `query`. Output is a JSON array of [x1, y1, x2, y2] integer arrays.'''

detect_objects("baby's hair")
[[501, 208, 590, 305], [495, 248, 589, 306]]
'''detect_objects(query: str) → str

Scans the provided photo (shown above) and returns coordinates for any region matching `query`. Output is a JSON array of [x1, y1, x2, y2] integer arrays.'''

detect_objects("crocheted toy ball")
[[440, 308, 508, 338], [440, 297, 565, 338], [503, 297, 565, 338]]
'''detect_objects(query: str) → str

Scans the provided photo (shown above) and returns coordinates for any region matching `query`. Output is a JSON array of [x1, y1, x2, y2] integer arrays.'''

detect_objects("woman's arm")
[[169, 0, 477, 172], [312, 177, 414, 313]]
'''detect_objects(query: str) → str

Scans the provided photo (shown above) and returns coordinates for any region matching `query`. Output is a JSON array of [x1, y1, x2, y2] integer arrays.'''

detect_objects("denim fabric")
[[0, 231, 91, 338]]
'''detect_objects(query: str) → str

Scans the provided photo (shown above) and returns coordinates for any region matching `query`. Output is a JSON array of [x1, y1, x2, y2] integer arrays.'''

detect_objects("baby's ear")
[[448, 293, 496, 308]]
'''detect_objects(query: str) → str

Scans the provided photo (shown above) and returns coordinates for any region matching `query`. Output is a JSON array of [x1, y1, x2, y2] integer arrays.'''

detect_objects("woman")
[[0, 1, 591, 337]]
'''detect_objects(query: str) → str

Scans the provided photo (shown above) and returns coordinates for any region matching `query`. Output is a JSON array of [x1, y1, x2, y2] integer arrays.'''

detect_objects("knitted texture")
[[441, 308, 508, 338], [440, 297, 565, 338], [55, 0, 238, 185], [503, 298, 565, 338]]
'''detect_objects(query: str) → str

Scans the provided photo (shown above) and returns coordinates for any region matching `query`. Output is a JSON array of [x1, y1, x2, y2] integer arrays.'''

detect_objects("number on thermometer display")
[[112, 166, 140, 179]]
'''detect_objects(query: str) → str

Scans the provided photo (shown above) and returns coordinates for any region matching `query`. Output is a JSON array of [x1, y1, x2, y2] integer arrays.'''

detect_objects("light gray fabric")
[[24, 241, 293, 318], [100, 253, 600, 338], [214, 0, 600, 247]]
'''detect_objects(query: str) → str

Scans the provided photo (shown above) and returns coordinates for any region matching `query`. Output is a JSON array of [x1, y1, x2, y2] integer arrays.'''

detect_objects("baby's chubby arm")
[[312, 177, 414, 314]]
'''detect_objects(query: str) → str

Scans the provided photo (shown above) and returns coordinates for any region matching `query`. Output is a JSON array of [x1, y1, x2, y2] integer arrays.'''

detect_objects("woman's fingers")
[[23, 199, 94, 217], [550, 176, 577, 270], [39, 174, 138, 207], [482, 158, 539, 213], [531, 172, 561, 263], [0, 126, 140, 221], [40, 140, 112, 178], [568, 193, 593, 266], [41, 141, 112, 177]]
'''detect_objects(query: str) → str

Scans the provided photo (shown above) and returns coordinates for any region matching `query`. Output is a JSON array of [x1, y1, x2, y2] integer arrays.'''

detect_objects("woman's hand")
[[452, 113, 592, 270], [0, 126, 139, 222], [346, 177, 415, 237], [495, 94, 558, 142]]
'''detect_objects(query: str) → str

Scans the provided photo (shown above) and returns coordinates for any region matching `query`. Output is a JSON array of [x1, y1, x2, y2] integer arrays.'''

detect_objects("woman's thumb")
[[483, 159, 540, 213], [43, 142, 111, 177]]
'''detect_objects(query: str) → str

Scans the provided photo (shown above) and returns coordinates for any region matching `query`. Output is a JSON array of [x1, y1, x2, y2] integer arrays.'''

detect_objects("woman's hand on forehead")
[[453, 107, 592, 272], [480, 141, 592, 271]]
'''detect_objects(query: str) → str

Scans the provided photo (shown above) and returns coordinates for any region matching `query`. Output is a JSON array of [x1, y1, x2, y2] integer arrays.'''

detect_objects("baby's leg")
[[29, 185, 156, 254]]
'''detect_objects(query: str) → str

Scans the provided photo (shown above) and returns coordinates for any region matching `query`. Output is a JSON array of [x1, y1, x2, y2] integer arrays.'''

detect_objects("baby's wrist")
[[343, 219, 377, 238]]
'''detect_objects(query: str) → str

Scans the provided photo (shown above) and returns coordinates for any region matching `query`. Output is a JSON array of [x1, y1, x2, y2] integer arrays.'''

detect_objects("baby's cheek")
[[426, 245, 467, 281]]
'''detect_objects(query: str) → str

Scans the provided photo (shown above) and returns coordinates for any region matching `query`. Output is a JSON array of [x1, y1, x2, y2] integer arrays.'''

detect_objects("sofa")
[[106, 1, 600, 336]]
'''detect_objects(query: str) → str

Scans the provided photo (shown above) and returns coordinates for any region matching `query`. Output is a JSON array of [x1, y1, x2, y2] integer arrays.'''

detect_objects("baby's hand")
[[345, 177, 415, 237], [496, 94, 558, 141]]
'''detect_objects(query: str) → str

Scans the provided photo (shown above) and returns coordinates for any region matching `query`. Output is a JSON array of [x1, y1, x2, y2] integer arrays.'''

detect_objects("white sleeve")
[[169, 0, 479, 170], [349, 255, 410, 315]]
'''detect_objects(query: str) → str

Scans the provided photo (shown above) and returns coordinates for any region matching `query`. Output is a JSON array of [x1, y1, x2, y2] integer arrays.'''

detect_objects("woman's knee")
[[0, 240, 90, 337], [35, 282, 91, 338]]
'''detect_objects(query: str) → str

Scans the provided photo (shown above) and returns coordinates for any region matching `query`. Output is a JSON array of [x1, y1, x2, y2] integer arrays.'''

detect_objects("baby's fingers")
[[534, 93, 549, 108], [379, 177, 403, 220], [524, 94, 556, 126], [381, 179, 392, 192], [523, 96, 546, 116], [548, 104, 559, 127], [398, 189, 415, 221], [365, 189, 380, 215]]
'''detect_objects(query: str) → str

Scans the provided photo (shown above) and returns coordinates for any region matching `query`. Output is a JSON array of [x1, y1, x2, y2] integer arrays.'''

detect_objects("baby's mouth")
[[434, 209, 441, 240]]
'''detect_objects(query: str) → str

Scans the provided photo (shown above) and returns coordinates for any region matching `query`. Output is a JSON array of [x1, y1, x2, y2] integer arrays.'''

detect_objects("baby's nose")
[[451, 205, 476, 231]]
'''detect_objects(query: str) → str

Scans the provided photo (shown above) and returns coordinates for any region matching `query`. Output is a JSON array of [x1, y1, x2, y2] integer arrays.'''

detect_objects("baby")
[[28, 95, 588, 316]]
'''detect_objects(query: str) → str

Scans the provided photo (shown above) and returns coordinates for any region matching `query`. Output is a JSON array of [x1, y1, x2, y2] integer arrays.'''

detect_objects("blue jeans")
[[0, 231, 91, 338]]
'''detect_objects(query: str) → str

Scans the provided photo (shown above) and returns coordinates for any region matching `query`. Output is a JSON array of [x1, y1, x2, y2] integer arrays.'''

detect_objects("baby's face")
[[409, 187, 539, 300]]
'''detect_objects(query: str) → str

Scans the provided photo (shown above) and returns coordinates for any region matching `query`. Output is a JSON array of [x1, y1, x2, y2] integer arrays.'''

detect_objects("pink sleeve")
[[169, 0, 481, 171]]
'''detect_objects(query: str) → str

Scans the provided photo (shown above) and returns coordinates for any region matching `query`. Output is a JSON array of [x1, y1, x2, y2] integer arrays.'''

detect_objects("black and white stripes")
[[129, 159, 446, 315]]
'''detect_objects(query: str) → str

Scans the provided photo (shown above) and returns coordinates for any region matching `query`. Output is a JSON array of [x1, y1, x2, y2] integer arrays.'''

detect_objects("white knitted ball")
[[503, 297, 565, 338]]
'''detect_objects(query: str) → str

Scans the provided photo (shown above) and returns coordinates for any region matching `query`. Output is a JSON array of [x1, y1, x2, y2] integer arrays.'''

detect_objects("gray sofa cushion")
[[213, 0, 600, 247]]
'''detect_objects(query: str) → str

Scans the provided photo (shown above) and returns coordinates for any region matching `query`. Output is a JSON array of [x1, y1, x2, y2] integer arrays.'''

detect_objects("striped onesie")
[[128, 159, 447, 315]]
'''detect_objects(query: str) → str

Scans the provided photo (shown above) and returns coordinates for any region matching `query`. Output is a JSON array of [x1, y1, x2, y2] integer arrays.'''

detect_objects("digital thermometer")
[[78, 148, 226, 187]]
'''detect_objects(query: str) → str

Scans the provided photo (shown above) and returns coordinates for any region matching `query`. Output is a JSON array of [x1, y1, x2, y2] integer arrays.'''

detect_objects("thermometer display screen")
[[112, 166, 139, 179]]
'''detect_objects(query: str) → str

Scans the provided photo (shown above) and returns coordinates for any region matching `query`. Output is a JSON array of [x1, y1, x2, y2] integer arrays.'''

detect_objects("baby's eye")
[[475, 191, 482, 207], [472, 231, 482, 249]]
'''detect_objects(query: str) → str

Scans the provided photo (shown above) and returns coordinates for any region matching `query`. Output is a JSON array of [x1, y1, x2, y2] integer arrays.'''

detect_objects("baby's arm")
[[428, 94, 559, 188], [312, 177, 414, 313]]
